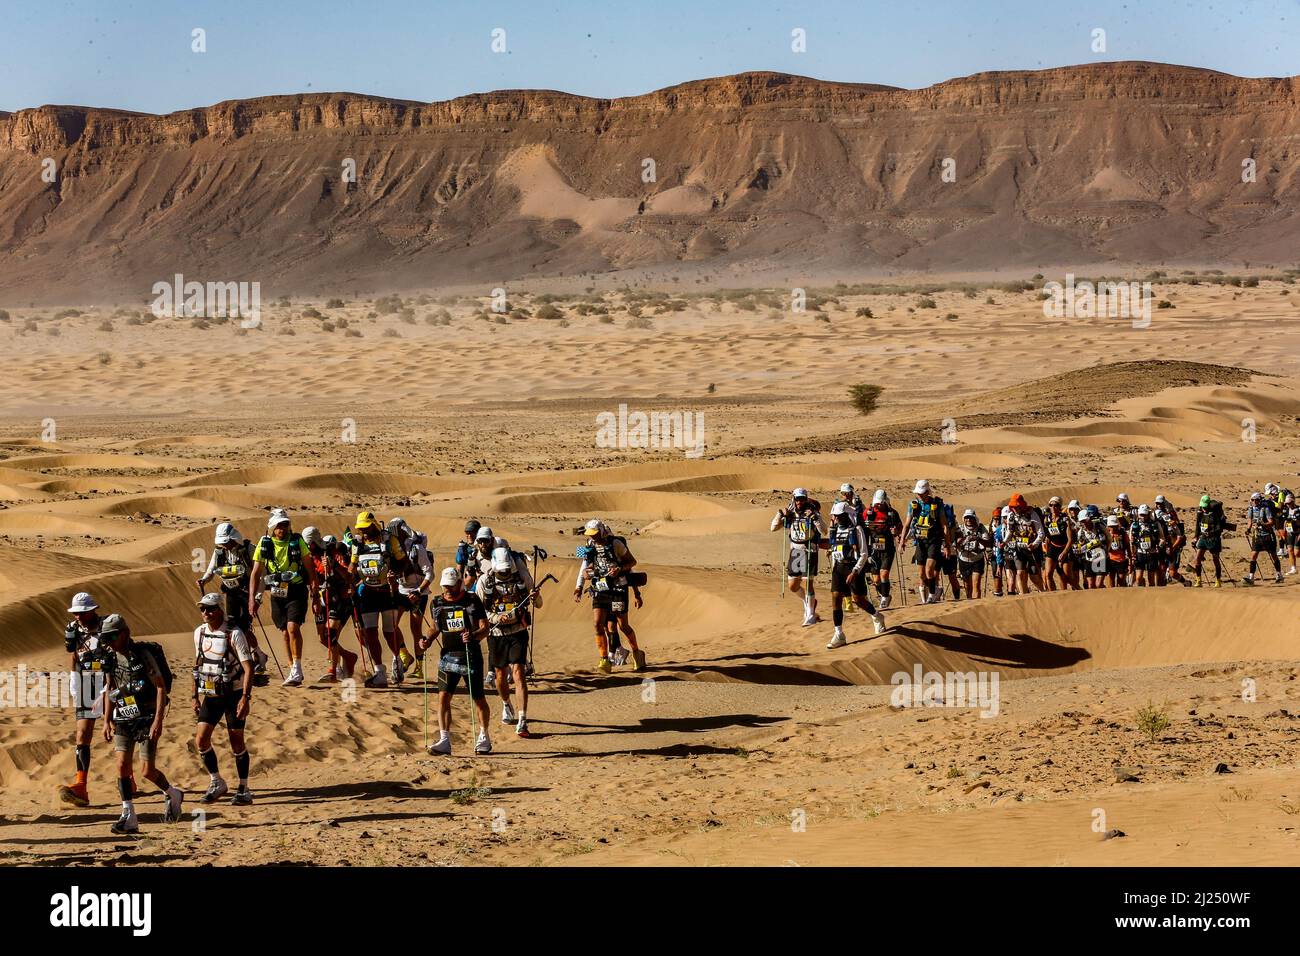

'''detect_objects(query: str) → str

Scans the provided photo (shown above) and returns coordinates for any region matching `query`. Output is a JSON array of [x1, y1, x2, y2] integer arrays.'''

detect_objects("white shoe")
[[826, 630, 846, 649], [390, 654, 405, 685], [872, 613, 887, 636], [501, 702, 517, 725], [282, 664, 303, 687], [364, 666, 388, 688], [475, 732, 492, 755], [877, 593, 890, 609], [111, 806, 139, 835], [1287, 567, 1296, 576], [200, 777, 229, 805], [163, 786, 184, 824], [427, 735, 451, 756]]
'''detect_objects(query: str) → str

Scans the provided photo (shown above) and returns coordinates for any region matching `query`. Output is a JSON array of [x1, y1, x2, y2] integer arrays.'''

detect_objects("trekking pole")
[[350, 598, 372, 678], [252, 605, 287, 680], [896, 545, 908, 607], [780, 524, 788, 598]]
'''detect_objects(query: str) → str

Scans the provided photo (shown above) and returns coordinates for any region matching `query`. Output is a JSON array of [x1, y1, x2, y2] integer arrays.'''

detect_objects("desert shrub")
[[383, 328, 400, 338], [1135, 702, 1172, 743], [54, 308, 81, 319], [492, 315, 508, 325], [944, 312, 958, 320], [325, 298, 345, 309], [345, 329, 362, 338], [125, 315, 142, 326], [97, 351, 111, 365], [626, 316, 653, 330], [23, 319, 38, 332], [301, 307, 322, 319], [1243, 277, 1260, 288], [856, 307, 873, 318], [916, 296, 937, 309], [320, 320, 335, 332], [848, 383, 883, 416], [1157, 300, 1175, 309], [374, 295, 403, 314], [0, 309, 9, 321], [400, 308, 416, 324], [984, 296, 995, 305], [536, 304, 563, 320]]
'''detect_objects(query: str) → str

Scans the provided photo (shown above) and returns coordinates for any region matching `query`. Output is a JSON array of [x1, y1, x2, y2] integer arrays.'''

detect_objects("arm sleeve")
[[850, 527, 870, 574], [199, 549, 219, 583], [575, 560, 589, 589]]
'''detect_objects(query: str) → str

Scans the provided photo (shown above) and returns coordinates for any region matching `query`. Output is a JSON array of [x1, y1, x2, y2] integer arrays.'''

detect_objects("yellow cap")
[[355, 510, 378, 529]]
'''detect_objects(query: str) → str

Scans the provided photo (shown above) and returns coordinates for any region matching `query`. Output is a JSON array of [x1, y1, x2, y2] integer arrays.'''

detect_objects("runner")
[[247, 510, 318, 687], [427, 567, 492, 756], [1104, 515, 1129, 588], [467, 526, 499, 589], [938, 498, 963, 601], [574, 519, 646, 673], [455, 520, 482, 586], [1153, 495, 1187, 586], [387, 517, 433, 679], [838, 483, 865, 524], [901, 479, 952, 604], [347, 510, 411, 688], [1063, 500, 1084, 589], [954, 508, 991, 599], [989, 508, 1007, 597], [1192, 494, 1227, 587], [1113, 493, 1135, 528], [58, 592, 120, 807], [863, 489, 902, 608], [197, 522, 269, 683], [772, 488, 826, 623], [1282, 492, 1300, 576], [1129, 505, 1166, 587], [825, 501, 887, 648], [192, 593, 255, 806], [1074, 509, 1107, 589], [477, 547, 543, 737], [1040, 496, 1075, 591], [1004, 494, 1046, 595], [304, 528, 359, 682], [1243, 491, 1283, 584], [100, 615, 183, 834]]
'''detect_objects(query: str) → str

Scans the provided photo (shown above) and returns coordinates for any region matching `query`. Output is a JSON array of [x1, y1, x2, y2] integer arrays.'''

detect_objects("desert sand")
[[1, 276, 1300, 867]]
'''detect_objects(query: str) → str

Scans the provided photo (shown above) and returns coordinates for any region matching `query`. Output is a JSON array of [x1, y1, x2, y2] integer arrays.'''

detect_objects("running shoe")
[[231, 788, 253, 806], [318, 669, 337, 683], [631, 649, 647, 672], [877, 593, 890, 609], [611, 646, 630, 667], [339, 650, 358, 681], [475, 732, 492, 755], [398, 647, 416, 671], [516, 719, 532, 739], [110, 807, 139, 835], [200, 778, 229, 805], [408, 657, 424, 680], [427, 737, 452, 756], [826, 630, 847, 649], [501, 702, 517, 725], [596, 658, 612, 674], [391, 653, 405, 685], [58, 782, 89, 807], [872, 613, 887, 636], [364, 668, 388, 688], [282, 662, 303, 687]]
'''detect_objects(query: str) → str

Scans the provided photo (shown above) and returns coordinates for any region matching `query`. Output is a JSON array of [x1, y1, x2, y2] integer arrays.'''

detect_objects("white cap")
[[302, 526, 322, 546], [913, 479, 930, 494], [1251, 491, 1263, 500], [839, 483, 854, 494], [1154, 494, 1166, 504], [1048, 495, 1062, 505], [67, 592, 98, 613], [388, 517, 409, 537], [583, 519, 604, 537], [491, 547, 515, 573], [215, 521, 240, 545], [962, 508, 976, 518], [1137, 504, 1150, 515], [1000, 506, 1012, 517], [268, 510, 290, 530], [439, 567, 460, 587], [872, 489, 887, 505], [198, 592, 223, 609], [1117, 493, 1130, 502], [1266, 482, 1280, 495], [830, 501, 850, 516], [1107, 515, 1120, 526], [476, 526, 495, 541], [792, 488, 809, 499], [1067, 499, 1081, 510]]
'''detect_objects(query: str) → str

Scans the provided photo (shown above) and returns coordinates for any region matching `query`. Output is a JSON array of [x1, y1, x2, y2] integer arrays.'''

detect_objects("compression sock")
[[878, 581, 890, 600], [1249, 560, 1257, 575], [200, 748, 219, 777], [118, 777, 133, 808], [832, 605, 844, 627], [75, 744, 90, 781], [234, 749, 250, 787]]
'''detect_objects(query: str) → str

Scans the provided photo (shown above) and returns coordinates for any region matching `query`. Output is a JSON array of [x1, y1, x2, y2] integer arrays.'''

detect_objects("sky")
[[1, 0, 1297, 113]]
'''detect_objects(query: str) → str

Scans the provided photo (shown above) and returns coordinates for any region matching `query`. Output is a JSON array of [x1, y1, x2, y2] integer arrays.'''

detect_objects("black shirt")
[[431, 591, 487, 656]]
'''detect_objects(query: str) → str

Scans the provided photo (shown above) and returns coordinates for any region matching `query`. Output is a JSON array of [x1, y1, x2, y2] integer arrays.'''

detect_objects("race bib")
[[444, 610, 466, 632], [116, 696, 140, 720], [270, 582, 289, 598], [197, 678, 218, 697], [593, 578, 610, 592], [357, 554, 384, 583]]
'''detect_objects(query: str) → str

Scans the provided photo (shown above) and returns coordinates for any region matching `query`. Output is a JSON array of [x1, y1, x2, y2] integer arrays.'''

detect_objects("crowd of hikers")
[[773, 480, 1300, 648], [57, 510, 647, 834], [54, 478, 1298, 834]]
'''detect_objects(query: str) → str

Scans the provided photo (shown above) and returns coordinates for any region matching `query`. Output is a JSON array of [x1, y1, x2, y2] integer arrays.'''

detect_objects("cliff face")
[[0, 63, 1297, 301]]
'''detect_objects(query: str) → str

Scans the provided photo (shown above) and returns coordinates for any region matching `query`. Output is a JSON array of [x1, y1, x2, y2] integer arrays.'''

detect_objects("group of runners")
[[775, 480, 1300, 647], [57, 510, 648, 834]]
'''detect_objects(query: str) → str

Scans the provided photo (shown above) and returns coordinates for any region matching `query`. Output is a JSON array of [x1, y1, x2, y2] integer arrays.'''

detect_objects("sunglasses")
[[201, 607, 222, 615]]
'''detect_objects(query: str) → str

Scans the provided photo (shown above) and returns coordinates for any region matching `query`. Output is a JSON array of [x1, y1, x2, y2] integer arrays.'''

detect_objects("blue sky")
[[1, 0, 1296, 113]]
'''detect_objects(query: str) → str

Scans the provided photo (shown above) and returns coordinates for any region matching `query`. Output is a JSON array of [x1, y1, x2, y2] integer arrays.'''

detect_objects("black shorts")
[[912, 538, 944, 565], [400, 591, 429, 616], [437, 649, 486, 698], [868, 543, 895, 572], [270, 582, 308, 630], [1010, 549, 1039, 573], [1250, 536, 1276, 555], [786, 547, 818, 578], [1043, 541, 1068, 563], [223, 586, 253, 631], [830, 562, 869, 597], [488, 632, 529, 668], [1287, 532, 1298, 548], [196, 691, 247, 730], [315, 590, 354, 624], [958, 557, 984, 577], [1107, 557, 1128, 575], [592, 586, 631, 614], [1133, 553, 1159, 571]]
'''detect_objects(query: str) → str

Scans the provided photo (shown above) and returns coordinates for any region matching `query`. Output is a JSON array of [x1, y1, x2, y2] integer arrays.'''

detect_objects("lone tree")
[[849, 384, 883, 416]]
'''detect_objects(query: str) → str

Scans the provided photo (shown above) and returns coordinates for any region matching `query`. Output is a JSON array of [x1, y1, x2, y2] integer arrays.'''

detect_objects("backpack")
[[258, 532, 303, 571], [133, 641, 174, 695]]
